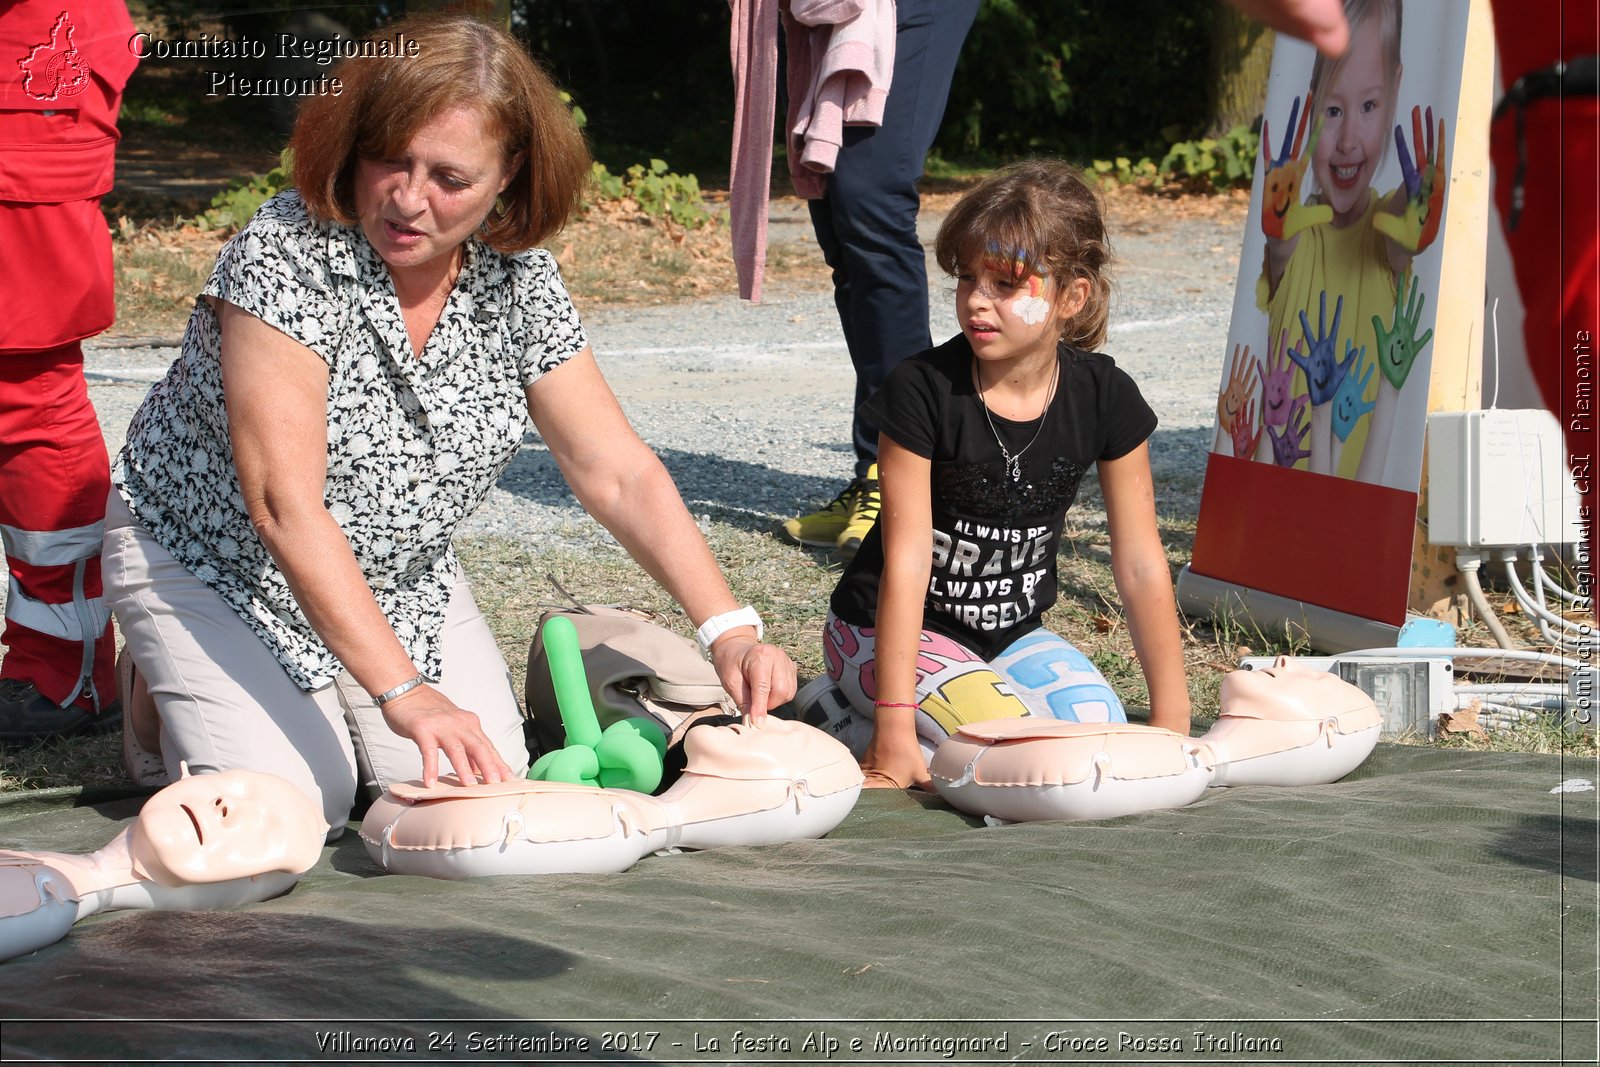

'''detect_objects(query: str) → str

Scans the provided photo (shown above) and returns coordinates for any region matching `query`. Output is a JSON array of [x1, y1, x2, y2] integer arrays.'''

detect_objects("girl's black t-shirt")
[[829, 334, 1158, 660]]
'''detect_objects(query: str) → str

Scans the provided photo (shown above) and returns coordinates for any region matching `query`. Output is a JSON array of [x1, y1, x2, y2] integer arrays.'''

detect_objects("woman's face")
[[353, 106, 515, 282], [1311, 16, 1399, 227]]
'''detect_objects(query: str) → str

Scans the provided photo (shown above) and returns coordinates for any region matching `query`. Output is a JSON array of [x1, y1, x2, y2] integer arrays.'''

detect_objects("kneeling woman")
[[104, 12, 795, 832]]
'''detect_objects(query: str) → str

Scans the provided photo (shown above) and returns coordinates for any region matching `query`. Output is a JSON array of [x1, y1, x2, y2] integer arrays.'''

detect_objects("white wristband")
[[695, 606, 763, 655]]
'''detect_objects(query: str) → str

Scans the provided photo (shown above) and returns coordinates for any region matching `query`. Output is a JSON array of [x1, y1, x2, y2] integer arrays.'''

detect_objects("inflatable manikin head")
[[128, 767, 328, 887], [1218, 657, 1380, 722], [677, 715, 855, 782], [1198, 657, 1383, 788]]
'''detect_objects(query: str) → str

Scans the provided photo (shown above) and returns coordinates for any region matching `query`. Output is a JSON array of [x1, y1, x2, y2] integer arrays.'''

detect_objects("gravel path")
[[83, 198, 1245, 547]]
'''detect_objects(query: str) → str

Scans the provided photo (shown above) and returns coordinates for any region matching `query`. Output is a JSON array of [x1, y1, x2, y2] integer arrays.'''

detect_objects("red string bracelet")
[[873, 701, 919, 709]]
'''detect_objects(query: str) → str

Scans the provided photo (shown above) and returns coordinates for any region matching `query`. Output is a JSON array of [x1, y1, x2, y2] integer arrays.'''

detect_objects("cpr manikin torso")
[[930, 720, 1214, 822], [361, 716, 864, 878], [930, 659, 1383, 822], [0, 768, 328, 962]]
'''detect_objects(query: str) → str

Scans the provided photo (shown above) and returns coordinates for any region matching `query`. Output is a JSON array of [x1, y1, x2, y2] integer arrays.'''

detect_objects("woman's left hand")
[[709, 636, 797, 719]]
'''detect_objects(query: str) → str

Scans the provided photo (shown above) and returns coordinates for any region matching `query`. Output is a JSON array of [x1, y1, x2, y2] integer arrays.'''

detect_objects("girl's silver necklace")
[[974, 356, 1059, 483]]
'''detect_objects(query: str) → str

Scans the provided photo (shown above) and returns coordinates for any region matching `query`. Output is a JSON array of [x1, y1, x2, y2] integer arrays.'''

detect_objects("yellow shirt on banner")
[[1257, 189, 1402, 480]]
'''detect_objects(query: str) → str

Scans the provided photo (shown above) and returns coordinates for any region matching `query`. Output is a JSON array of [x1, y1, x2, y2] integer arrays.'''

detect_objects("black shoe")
[[0, 679, 122, 745]]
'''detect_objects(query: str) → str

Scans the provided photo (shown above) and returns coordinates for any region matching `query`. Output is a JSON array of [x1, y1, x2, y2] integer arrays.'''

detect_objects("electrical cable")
[[1455, 550, 1517, 650]]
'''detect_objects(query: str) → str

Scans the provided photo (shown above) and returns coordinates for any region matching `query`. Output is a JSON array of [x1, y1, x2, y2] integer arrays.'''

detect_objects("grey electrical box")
[[1336, 659, 1436, 739], [1238, 656, 1456, 739]]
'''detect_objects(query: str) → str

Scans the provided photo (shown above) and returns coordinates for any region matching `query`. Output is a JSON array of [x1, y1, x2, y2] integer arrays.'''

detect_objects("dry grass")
[[107, 219, 220, 338]]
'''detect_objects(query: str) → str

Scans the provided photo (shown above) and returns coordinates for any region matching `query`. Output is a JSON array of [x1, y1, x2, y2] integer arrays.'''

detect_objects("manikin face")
[[352, 105, 516, 286], [1219, 658, 1374, 721], [955, 252, 1082, 367], [1311, 16, 1399, 227], [130, 769, 327, 886], [684, 716, 843, 779]]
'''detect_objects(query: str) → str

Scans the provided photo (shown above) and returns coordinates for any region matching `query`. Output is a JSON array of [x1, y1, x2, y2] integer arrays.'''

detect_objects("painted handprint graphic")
[[1372, 273, 1434, 391], [1257, 329, 1300, 429], [1217, 343, 1258, 433], [1330, 344, 1376, 443], [1373, 106, 1448, 255], [1267, 397, 1311, 468], [1261, 93, 1333, 241], [1292, 291, 1358, 406], [1230, 396, 1263, 460]]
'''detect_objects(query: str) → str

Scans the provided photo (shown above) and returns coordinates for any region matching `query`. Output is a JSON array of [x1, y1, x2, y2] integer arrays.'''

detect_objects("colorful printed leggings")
[[822, 611, 1126, 749]]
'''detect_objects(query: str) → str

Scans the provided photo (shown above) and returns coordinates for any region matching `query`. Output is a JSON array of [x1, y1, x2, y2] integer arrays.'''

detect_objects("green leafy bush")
[[195, 150, 294, 231], [1094, 126, 1259, 191], [1159, 125, 1259, 190], [587, 159, 713, 229], [570, 92, 713, 229]]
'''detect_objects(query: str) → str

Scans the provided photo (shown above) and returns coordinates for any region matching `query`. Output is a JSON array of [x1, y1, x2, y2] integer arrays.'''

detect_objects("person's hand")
[[1226, 0, 1350, 57], [1292, 291, 1356, 405], [1373, 106, 1447, 255], [1267, 396, 1311, 467], [858, 732, 933, 791], [1217, 343, 1258, 435], [1257, 329, 1299, 428], [379, 684, 514, 787], [1229, 395, 1263, 459], [1330, 342, 1376, 442], [709, 635, 797, 719], [1372, 273, 1434, 391], [1261, 93, 1332, 241]]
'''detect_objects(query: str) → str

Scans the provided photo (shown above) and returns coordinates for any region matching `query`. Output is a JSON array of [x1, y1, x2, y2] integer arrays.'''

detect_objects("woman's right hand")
[[378, 684, 515, 787]]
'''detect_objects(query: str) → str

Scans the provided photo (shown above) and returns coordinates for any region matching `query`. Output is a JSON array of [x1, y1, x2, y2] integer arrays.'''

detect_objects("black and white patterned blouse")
[[114, 191, 587, 690]]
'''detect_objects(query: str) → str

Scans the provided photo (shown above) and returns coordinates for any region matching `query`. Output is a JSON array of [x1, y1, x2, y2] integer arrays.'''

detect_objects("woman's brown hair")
[[934, 160, 1114, 350], [292, 12, 589, 252]]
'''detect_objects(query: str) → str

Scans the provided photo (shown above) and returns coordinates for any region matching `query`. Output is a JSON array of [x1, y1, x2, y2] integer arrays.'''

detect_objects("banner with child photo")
[[1187, 0, 1476, 632]]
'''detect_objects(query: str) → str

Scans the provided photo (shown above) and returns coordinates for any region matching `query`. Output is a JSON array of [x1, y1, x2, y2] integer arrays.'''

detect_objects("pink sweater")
[[729, 0, 896, 301]]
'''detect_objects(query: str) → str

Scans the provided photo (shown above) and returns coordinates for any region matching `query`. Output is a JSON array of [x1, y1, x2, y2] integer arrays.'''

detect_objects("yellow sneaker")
[[835, 463, 880, 559], [782, 478, 862, 547]]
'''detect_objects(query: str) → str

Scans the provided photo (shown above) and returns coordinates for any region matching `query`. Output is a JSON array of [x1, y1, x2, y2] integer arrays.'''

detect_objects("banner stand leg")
[[1175, 565, 1403, 654]]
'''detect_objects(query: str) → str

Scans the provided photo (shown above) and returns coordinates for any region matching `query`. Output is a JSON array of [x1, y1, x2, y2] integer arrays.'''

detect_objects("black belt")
[[1493, 54, 1599, 230]]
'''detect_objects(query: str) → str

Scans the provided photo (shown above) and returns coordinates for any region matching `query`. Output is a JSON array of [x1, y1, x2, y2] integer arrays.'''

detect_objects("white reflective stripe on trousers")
[[1, 520, 108, 708], [0, 520, 104, 567]]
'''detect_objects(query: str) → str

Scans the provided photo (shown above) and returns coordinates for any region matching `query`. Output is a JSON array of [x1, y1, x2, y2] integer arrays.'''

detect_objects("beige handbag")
[[524, 602, 736, 755]]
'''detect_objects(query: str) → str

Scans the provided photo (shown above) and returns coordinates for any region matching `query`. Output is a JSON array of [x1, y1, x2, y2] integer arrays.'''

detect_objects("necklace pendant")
[[1009, 456, 1022, 482]]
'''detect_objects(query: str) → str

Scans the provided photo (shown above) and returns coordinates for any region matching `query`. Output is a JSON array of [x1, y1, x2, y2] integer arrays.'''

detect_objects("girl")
[[822, 160, 1192, 790]]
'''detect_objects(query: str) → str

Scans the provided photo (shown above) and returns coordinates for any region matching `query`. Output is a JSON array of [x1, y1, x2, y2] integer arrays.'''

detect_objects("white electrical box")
[[1427, 409, 1583, 549]]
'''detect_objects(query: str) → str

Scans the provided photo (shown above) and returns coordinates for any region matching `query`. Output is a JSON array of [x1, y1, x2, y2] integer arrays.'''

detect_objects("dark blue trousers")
[[807, 0, 979, 477]]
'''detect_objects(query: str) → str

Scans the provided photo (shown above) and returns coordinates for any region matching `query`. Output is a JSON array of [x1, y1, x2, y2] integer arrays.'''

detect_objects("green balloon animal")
[[526, 615, 668, 793]]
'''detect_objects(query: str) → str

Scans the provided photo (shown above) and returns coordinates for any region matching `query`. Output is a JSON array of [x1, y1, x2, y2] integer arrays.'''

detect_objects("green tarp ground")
[[0, 743, 1595, 1064]]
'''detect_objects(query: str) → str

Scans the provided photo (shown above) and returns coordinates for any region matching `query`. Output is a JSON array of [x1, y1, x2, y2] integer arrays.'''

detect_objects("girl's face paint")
[[1010, 274, 1050, 325], [959, 249, 1063, 365], [980, 245, 1050, 323]]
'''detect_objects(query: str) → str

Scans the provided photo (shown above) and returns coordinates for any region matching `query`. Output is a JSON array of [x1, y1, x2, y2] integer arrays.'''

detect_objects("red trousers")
[[0, 343, 114, 709]]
